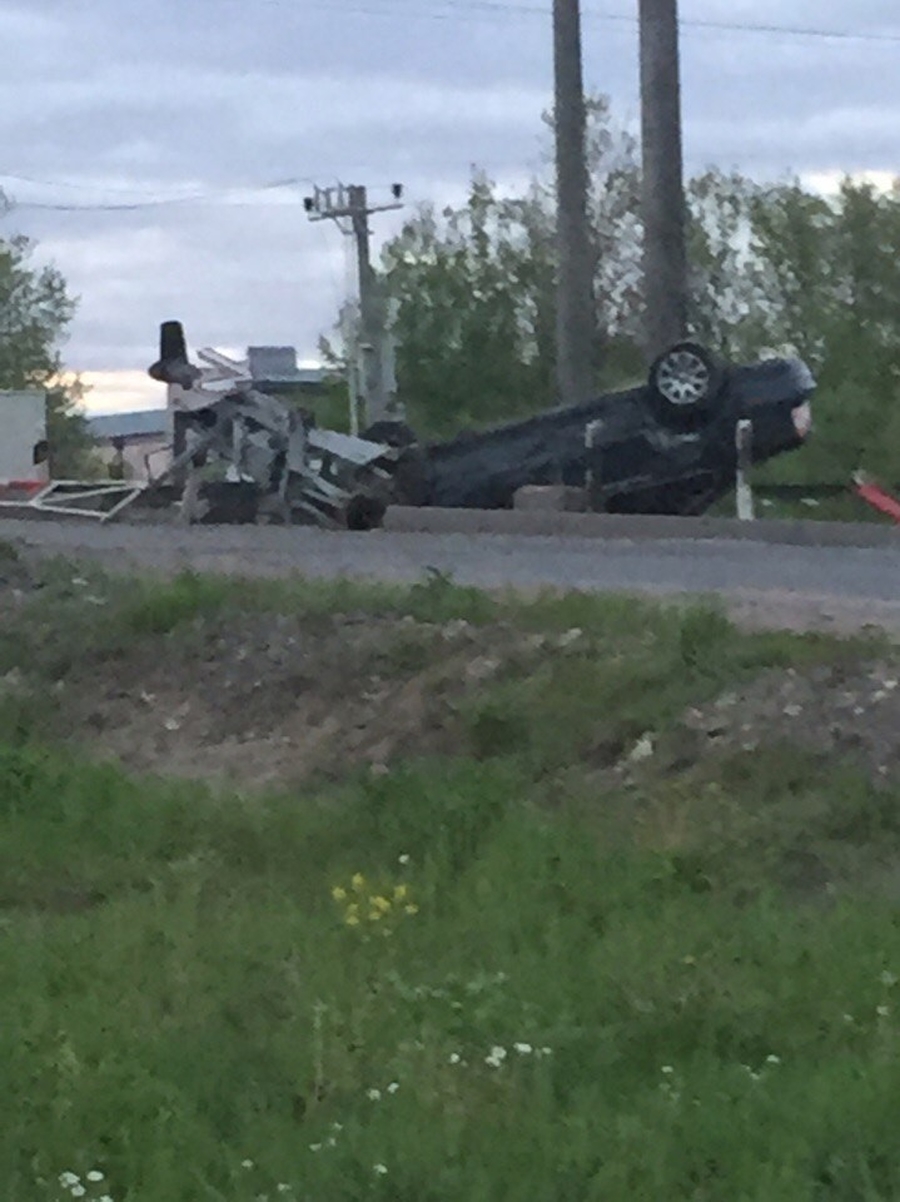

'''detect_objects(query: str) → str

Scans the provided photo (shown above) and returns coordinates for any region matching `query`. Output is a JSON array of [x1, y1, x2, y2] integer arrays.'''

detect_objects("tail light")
[[791, 401, 812, 439]]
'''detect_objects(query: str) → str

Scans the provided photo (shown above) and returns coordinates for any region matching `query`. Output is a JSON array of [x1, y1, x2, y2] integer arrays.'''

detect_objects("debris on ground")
[[609, 660, 900, 790], [679, 661, 900, 785], [49, 611, 542, 791]]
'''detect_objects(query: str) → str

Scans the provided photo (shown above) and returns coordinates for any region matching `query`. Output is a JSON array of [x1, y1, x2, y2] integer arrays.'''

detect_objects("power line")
[[0, 175, 326, 213], [314, 0, 900, 44], [1, 173, 415, 214]]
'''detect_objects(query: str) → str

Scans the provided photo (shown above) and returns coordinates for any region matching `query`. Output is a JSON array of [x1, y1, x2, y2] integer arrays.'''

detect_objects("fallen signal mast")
[[147, 321, 401, 529]]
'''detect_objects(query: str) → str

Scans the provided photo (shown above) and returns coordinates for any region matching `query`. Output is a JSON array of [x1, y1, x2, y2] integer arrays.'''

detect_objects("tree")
[[380, 173, 558, 435], [374, 98, 647, 435], [0, 191, 98, 475], [747, 177, 900, 480], [46, 378, 102, 479]]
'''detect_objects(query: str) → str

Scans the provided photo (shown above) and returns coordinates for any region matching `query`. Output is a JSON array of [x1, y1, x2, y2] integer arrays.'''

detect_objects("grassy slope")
[[2, 563, 900, 1202]]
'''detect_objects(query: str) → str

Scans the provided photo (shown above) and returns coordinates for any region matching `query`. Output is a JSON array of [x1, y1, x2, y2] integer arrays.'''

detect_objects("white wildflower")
[[309, 1144, 322, 1153], [513, 1042, 533, 1055], [86, 1171, 105, 1183], [373, 1163, 388, 1175], [557, 627, 583, 648], [71, 1188, 86, 1199], [485, 1045, 507, 1068], [661, 1065, 674, 1075], [877, 1004, 890, 1018], [628, 734, 654, 763], [449, 1052, 461, 1065], [387, 1081, 399, 1094], [59, 1174, 80, 1189], [241, 1160, 255, 1170], [765, 1054, 781, 1065], [398, 854, 411, 865], [881, 971, 898, 987], [367, 1088, 382, 1101]]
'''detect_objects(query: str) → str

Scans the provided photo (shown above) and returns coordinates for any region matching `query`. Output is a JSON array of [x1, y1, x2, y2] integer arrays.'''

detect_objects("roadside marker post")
[[736, 419, 754, 521]]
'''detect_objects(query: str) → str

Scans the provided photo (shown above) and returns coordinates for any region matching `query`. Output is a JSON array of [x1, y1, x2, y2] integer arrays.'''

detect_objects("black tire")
[[361, 420, 418, 449], [648, 342, 723, 421], [345, 492, 387, 531]]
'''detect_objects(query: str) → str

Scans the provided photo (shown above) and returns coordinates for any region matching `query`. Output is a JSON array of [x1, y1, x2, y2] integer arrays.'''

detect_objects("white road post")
[[735, 418, 754, 521], [584, 419, 603, 509]]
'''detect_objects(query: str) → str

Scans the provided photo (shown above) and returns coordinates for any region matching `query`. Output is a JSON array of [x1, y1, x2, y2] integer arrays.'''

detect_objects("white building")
[[0, 390, 49, 491]]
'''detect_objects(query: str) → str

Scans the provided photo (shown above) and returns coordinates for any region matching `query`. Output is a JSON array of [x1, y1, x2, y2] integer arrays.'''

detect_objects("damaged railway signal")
[[148, 321, 402, 529], [145, 323, 816, 525]]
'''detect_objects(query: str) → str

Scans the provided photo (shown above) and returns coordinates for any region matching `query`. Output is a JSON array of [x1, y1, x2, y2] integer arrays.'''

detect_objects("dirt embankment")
[[61, 611, 530, 791], [1, 535, 899, 795]]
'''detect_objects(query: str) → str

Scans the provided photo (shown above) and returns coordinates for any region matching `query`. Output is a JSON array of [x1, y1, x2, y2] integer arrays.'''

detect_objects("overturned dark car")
[[369, 342, 815, 516]]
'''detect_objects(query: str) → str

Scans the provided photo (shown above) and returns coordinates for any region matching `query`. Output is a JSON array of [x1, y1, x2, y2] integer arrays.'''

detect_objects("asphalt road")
[[2, 516, 899, 636]]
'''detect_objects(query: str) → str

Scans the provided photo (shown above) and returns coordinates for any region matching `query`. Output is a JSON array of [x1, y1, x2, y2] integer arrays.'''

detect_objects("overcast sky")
[[1, 0, 898, 411]]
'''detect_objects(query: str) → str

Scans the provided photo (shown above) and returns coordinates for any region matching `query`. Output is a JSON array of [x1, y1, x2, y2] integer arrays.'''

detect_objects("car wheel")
[[649, 342, 722, 417]]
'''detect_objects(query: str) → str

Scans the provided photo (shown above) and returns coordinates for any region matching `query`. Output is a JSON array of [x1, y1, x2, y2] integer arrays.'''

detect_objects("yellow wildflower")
[[404, 904, 419, 916], [331, 886, 347, 902], [372, 895, 392, 914], [393, 884, 409, 902], [368, 909, 383, 922], [351, 873, 366, 891], [345, 912, 360, 927]]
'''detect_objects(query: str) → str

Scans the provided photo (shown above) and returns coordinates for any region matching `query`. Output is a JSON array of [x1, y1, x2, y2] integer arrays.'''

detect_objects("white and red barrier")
[[854, 476, 900, 525]]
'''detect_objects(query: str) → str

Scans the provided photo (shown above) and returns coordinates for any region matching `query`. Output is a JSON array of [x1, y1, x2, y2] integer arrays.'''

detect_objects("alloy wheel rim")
[[656, 350, 710, 406]]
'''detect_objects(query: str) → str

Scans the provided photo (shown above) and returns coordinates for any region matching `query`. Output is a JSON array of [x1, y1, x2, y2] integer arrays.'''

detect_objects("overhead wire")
[[0, 175, 322, 213], [313, 0, 900, 44], [1, 174, 415, 215]]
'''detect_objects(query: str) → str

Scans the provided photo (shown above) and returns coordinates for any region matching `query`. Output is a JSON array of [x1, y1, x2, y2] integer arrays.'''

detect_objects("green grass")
[[4, 747, 900, 1201], [1, 569, 900, 1200]]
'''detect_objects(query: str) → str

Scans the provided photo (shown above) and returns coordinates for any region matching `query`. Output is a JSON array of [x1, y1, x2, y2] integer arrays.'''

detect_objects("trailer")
[[0, 390, 49, 495]]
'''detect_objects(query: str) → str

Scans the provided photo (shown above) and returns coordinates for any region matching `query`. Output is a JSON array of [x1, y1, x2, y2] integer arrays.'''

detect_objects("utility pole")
[[304, 182, 404, 427], [553, 0, 596, 409], [639, 0, 688, 362]]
